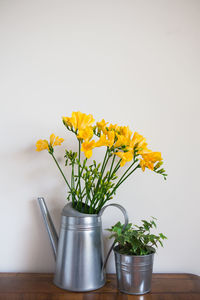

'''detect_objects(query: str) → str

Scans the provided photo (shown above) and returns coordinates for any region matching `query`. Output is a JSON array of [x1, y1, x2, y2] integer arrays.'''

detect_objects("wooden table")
[[0, 273, 199, 299]]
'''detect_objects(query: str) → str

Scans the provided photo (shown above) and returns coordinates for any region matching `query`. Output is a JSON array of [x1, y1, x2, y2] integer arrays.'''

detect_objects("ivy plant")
[[107, 217, 167, 256]]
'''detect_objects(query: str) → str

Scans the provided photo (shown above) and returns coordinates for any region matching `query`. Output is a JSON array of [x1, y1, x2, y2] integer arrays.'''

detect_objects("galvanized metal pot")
[[114, 245, 155, 295], [37, 198, 128, 292]]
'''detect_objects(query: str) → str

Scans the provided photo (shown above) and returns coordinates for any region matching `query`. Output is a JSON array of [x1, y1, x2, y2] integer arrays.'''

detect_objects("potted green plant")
[[108, 218, 167, 295]]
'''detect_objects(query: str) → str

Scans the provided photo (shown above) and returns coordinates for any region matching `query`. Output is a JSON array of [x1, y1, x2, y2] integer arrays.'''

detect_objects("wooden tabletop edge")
[[0, 272, 199, 279]]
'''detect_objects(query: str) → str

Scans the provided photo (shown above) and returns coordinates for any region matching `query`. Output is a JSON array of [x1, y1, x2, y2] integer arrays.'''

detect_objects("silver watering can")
[[37, 197, 128, 292]]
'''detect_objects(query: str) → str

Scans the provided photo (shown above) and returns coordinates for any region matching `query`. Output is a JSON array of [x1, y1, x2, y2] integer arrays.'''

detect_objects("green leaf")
[[107, 218, 166, 255], [159, 233, 167, 240]]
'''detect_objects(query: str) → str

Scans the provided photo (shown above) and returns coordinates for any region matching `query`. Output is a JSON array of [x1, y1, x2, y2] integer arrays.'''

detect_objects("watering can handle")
[[98, 203, 129, 270]]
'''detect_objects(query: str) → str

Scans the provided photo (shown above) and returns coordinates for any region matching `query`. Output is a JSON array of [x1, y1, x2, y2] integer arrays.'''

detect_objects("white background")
[[0, 0, 200, 275]]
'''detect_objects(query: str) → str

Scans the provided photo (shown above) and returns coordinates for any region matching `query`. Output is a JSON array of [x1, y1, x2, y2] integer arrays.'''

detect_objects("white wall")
[[0, 0, 200, 275]]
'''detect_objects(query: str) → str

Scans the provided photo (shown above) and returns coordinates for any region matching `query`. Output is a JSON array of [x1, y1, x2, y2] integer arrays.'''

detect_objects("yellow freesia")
[[62, 116, 73, 128], [81, 140, 96, 158], [140, 151, 162, 171], [36, 134, 64, 152], [51, 134, 64, 146], [50, 133, 55, 146], [119, 126, 132, 140], [96, 119, 108, 134], [63, 111, 95, 131], [137, 146, 152, 155], [115, 151, 134, 167], [126, 132, 147, 152], [95, 131, 115, 148], [95, 134, 107, 147], [142, 151, 162, 162], [131, 132, 146, 148], [114, 133, 129, 148], [108, 123, 120, 132], [77, 126, 93, 141], [107, 131, 115, 147], [140, 159, 154, 171], [36, 139, 49, 151]]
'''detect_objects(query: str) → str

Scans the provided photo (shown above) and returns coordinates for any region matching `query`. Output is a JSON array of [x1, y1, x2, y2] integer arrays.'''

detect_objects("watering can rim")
[[62, 202, 99, 218]]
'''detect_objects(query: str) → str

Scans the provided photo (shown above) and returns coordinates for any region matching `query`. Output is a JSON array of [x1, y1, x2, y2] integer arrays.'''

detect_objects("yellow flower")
[[95, 131, 115, 148], [81, 140, 96, 158], [54, 137, 64, 146], [137, 146, 152, 155], [140, 159, 154, 171], [36, 134, 64, 152], [126, 132, 147, 152], [142, 151, 162, 163], [108, 123, 120, 132], [36, 139, 49, 151], [115, 151, 133, 167], [107, 131, 115, 147], [140, 151, 162, 171], [50, 134, 64, 146], [77, 126, 93, 141], [63, 111, 95, 131], [62, 116, 73, 128], [114, 133, 129, 148], [95, 134, 107, 147], [113, 126, 133, 149], [96, 119, 108, 134], [119, 126, 132, 140], [50, 133, 55, 146], [131, 132, 146, 148]]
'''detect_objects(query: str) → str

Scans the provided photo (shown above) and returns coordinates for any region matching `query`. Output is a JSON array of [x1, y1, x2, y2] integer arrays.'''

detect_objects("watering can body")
[[38, 198, 128, 291]]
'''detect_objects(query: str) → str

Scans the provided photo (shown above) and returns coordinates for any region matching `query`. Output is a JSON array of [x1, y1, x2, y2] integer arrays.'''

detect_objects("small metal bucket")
[[114, 245, 154, 295]]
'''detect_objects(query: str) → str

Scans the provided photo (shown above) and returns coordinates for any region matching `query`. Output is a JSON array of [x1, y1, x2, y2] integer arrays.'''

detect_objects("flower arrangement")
[[108, 218, 167, 256], [36, 111, 167, 214]]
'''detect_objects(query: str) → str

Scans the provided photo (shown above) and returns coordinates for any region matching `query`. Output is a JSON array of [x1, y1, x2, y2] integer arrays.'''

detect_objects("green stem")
[[101, 164, 140, 208], [115, 159, 137, 188], [101, 153, 110, 178], [92, 149, 111, 209], [108, 154, 116, 181], [78, 141, 81, 191], [110, 158, 121, 178], [86, 178, 93, 214], [92, 154, 120, 212], [76, 140, 82, 210], [51, 153, 71, 191], [114, 164, 140, 191], [100, 148, 109, 174], [92, 148, 109, 203], [75, 159, 87, 192], [71, 162, 75, 205], [81, 186, 86, 197], [71, 163, 74, 188], [89, 173, 97, 199]]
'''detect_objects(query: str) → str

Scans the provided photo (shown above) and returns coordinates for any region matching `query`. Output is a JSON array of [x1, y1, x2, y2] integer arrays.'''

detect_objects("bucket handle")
[[98, 203, 129, 270]]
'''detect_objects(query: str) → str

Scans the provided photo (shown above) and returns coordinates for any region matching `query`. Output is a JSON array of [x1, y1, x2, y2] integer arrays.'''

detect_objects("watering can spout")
[[37, 197, 58, 260]]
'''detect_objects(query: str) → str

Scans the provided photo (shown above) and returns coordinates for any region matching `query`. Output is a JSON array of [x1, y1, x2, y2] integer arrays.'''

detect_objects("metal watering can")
[[37, 197, 128, 292]]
